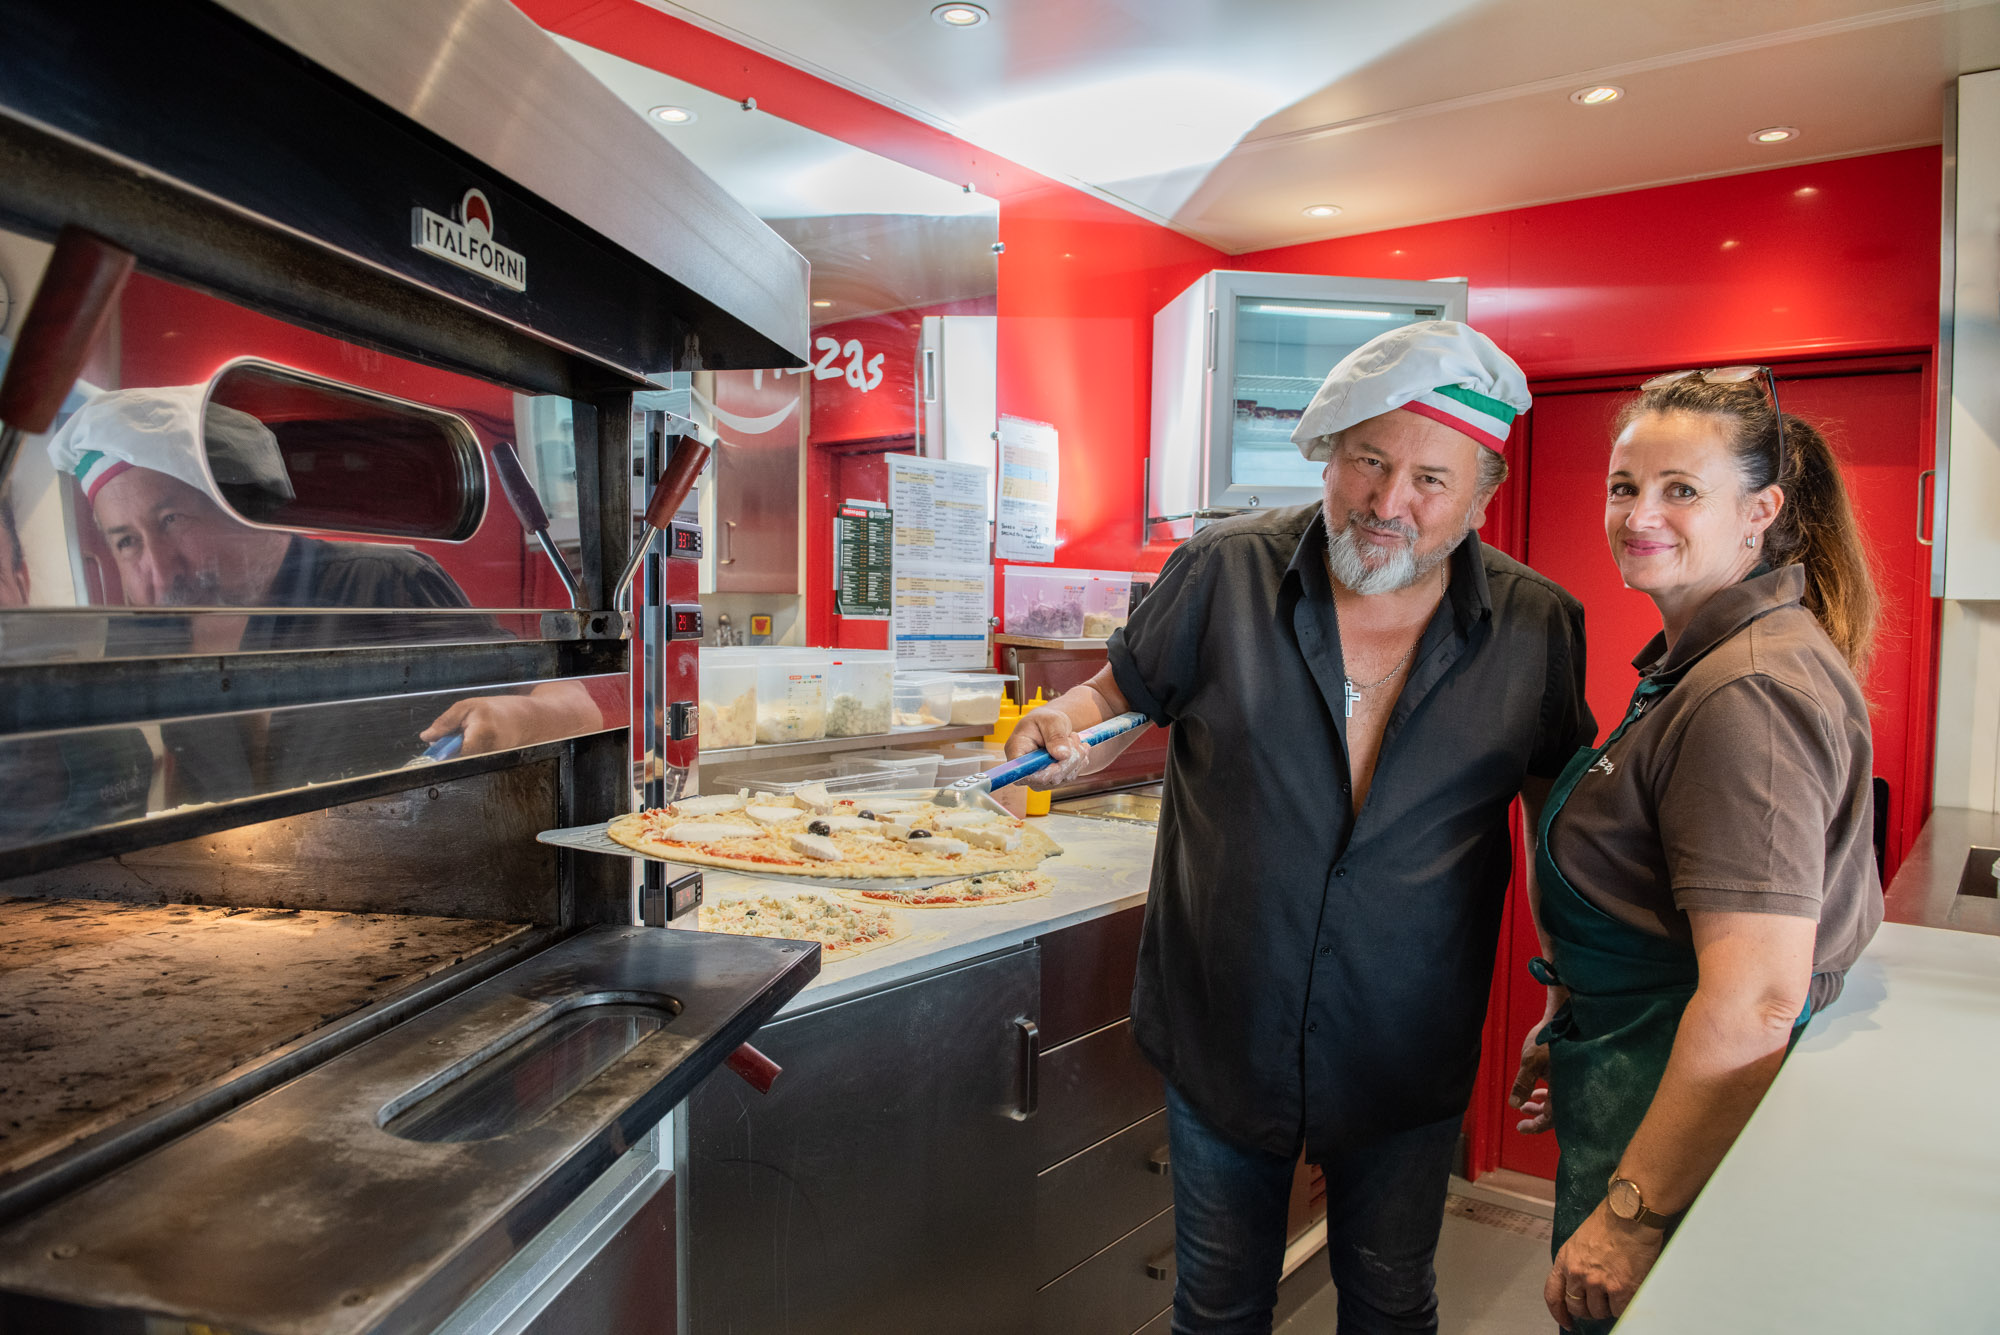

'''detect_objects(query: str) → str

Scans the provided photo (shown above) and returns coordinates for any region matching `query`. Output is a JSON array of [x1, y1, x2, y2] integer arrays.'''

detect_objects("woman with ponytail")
[[1508, 368, 1884, 1332]]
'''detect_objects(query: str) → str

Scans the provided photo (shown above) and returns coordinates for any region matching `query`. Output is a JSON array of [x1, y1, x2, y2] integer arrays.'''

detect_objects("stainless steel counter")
[[1882, 805, 2000, 934], [696, 813, 1160, 1017]]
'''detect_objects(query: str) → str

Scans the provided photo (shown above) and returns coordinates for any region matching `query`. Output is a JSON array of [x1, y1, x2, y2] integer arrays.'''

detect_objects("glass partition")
[[0, 230, 586, 662]]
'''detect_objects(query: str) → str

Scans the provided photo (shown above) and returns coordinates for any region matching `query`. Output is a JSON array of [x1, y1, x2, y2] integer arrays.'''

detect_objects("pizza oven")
[[0, 0, 817, 1329]]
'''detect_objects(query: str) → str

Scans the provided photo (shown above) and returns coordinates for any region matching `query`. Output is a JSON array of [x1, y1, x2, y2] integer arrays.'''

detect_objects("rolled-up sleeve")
[[1659, 676, 1837, 920], [1107, 541, 1210, 728]]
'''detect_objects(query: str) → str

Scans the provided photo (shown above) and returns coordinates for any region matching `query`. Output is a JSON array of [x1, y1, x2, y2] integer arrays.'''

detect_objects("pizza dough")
[[698, 892, 907, 960], [606, 790, 1061, 880], [836, 870, 1054, 910]]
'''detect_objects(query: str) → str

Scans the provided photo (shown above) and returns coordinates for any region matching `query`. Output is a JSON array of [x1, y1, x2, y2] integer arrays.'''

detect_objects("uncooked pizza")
[[699, 892, 907, 960], [605, 784, 1061, 880], [836, 870, 1054, 910]]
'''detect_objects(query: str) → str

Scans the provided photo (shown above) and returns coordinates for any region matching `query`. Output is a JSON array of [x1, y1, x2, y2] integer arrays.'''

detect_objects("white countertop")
[[1616, 921, 2000, 1332], [693, 813, 1158, 1016]]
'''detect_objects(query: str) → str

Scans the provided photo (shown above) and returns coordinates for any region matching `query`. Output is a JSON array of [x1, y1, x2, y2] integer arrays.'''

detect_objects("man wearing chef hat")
[[46, 386, 601, 772], [49, 386, 471, 636], [1009, 322, 1594, 1334]]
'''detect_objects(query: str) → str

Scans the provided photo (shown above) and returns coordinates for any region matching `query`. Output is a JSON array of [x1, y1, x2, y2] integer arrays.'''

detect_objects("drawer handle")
[[1147, 1145, 1171, 1177], [1011, 1018, 1040, 1121], [1146, 1246, 1175, 1281]]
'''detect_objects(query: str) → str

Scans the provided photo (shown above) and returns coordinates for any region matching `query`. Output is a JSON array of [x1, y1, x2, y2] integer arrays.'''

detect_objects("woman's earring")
[[1745, 535, 1757, 548]]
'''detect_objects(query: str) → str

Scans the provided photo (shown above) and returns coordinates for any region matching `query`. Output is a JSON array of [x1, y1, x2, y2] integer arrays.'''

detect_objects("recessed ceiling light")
[[1302, 204, 1342, 218], [1795, 186, 1819, 197], [648, 105, 696, 125], [1750, 126, 1799, 144], [1570, 85, 1624, 106], [811, 299, 833, 308], [932, 3, 988, 26]]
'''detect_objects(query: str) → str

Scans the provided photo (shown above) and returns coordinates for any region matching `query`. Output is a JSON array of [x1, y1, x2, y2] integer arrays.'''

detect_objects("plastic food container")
[[892, 672, 954, 729], [832, 750, 942, 790], [754, 650, 827, 744], [1079, 571, 1134, 639], [1004, 568, 1090, 638], [703, 758, 928, 797], [929, 749, 991, 784], [940, 673, 1017, 727], [823, 650, 895, 738], [697, 649, 758, 750]]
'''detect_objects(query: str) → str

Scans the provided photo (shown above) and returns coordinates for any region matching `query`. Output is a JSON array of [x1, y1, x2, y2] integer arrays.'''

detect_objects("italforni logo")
[[411, 188, 527, 292]]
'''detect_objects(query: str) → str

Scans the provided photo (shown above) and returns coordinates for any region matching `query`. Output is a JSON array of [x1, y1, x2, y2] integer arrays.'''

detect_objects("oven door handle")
[[724, 1042, 782, 1094]]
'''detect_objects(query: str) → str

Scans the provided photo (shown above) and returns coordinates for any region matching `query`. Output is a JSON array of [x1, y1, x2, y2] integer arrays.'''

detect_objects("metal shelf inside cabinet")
[[699, 724, 992, 767], [993, 635, 1114, 652]]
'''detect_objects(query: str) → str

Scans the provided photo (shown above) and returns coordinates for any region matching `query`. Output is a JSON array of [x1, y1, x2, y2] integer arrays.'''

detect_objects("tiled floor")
[[1275, 1190, 1555, 1335]]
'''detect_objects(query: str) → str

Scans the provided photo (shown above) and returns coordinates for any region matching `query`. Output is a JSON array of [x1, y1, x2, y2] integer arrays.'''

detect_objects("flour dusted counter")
[[682, 814, 1179, 1335]]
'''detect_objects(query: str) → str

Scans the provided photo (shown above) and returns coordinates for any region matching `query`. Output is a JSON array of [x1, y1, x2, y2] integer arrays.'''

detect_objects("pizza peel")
[[534, 711, 1145, 890], [928, 711, 1149, 807], [536, 785, 1048, 891]]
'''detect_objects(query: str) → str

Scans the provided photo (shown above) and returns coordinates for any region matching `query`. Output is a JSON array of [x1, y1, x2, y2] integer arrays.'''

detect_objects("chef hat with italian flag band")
[[1290, 319, 1530, 462], [46, 384, 294, 509]]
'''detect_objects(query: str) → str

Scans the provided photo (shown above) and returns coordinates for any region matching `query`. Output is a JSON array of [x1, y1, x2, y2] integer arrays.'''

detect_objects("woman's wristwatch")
[[1606, 1175, 1675, 1229]]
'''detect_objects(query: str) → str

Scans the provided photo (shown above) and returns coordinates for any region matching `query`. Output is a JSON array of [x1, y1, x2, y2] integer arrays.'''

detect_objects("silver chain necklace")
[[1328, 548, 1440, 718]]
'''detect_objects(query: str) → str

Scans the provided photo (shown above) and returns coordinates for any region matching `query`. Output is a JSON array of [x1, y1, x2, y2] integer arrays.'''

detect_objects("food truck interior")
[[4, 0, 2000, 1333]]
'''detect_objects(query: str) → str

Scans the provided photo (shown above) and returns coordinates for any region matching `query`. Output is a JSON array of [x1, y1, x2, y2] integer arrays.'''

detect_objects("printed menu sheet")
[[834, 500, 892, 620], [994, 414, 1060, 563], [887, 454, 993, 669]]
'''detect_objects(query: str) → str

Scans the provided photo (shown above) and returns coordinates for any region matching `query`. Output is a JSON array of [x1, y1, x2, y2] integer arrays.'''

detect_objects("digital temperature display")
[[669, 603, 703, 641], [666, 520, 702, 559]]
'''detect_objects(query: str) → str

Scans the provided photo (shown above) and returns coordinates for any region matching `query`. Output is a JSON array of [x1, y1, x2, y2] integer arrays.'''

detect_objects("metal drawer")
[[1035, 1205, 1176, 1335], [1037, 1018, 1166, 1169], [1037, 1110, 1174, 1285], [1038, 906, 1145, 1048]]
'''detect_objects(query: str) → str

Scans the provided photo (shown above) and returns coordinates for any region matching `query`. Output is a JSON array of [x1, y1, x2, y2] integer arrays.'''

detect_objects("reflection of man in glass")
[[44, 388, 600, 784], [51, 388, 473, 644], [0, 491, 154, 841]]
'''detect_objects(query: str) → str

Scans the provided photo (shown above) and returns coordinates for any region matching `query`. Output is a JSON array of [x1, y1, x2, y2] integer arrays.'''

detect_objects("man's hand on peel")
[[1006, 706, 1092, 790], [422, 695, 555, 757]]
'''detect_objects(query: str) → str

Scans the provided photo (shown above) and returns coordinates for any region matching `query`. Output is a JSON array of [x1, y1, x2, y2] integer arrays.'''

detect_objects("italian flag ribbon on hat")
[[73, 448, 134, 504], [1400, 383, 1518, 452]]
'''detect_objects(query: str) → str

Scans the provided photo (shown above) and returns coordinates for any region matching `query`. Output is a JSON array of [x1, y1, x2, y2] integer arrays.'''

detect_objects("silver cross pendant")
[[1343, 677, 1361, 718]]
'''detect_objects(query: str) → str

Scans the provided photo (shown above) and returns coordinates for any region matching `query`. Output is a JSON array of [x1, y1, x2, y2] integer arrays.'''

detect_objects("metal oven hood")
[[0, 0, 811, 392]]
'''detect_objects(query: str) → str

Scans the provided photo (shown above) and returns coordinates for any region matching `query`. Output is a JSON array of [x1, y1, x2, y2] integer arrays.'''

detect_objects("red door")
[[1483, 356, 1937, 1182]]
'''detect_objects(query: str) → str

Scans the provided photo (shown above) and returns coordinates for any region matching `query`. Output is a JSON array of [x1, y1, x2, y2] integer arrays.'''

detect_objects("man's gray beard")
[[160, 568, 229, 607], [1325, 511, 1470, 595]]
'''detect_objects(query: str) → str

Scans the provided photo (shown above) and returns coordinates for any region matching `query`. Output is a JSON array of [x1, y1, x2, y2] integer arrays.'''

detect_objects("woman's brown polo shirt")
[[1546, 564, 1883, 1010]]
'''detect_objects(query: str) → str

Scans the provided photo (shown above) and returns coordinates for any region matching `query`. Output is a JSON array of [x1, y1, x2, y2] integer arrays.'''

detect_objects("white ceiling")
[[600, 0, 2000, 252], [554, 38, 999, 322]]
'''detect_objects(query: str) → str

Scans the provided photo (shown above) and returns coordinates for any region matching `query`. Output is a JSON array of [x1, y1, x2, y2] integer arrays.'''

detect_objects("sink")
[[1053, 791, 1161, 824], [1957, 847, 2000, 899]]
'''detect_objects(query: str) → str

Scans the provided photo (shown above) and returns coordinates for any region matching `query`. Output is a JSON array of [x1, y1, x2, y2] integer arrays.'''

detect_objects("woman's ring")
[[1566, 1289, 1586, 1301]]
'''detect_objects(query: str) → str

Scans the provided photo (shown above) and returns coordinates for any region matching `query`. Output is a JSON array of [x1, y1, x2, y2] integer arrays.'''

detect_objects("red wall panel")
[[1236, 150, 1941, 378]]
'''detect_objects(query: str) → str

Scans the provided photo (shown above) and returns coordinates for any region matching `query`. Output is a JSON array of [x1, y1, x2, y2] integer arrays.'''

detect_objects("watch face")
[[1607, 1177, 1642, 1219]]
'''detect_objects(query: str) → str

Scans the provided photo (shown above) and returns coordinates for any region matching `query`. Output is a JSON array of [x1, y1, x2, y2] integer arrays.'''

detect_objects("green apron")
[[1532, 677, 1814, 1334]]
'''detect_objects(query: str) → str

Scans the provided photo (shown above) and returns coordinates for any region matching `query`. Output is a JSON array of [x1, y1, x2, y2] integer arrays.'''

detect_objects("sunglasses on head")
[[1641, 365, 1786, 460]]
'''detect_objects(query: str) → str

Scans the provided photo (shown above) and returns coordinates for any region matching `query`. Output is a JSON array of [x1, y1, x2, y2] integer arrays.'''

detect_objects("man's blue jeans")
[[1165, 1084, 1461, 1334]]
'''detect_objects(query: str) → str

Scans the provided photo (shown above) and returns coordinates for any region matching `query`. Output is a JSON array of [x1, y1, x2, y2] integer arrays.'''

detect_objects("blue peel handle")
[[979, 711, 1149, 791], [422, 732, 465, 763]]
